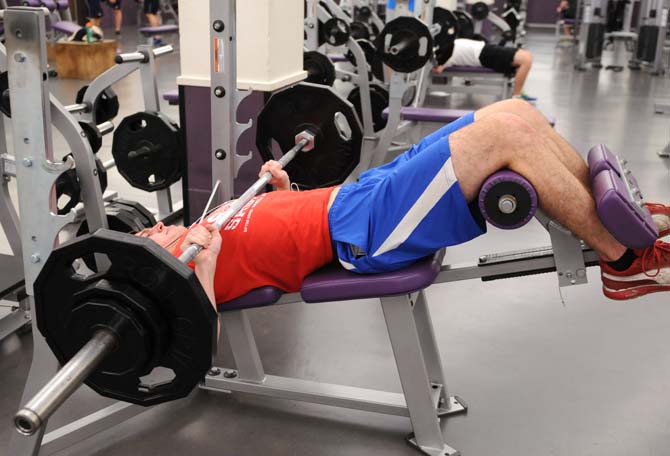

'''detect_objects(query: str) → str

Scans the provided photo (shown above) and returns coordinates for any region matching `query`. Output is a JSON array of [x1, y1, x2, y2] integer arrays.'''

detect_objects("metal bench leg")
[[221, 310, 266, 381], [381, 294, 460, 456]]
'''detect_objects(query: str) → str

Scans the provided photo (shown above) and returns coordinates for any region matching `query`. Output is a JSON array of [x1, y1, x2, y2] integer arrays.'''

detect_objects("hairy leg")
[[475, 99, 591, 190], [449, 112, 626, 261], [511, 49, 533, 96], [114, 9, 122, 32]]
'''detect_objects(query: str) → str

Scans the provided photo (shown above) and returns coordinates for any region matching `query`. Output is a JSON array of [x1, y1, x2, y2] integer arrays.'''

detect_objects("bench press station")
[[5, 3, 661, 456]]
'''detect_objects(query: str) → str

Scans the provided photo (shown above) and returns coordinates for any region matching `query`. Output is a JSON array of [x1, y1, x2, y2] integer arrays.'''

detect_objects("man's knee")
[[483, 112, 537, 149], [515, 49, 533, 66]]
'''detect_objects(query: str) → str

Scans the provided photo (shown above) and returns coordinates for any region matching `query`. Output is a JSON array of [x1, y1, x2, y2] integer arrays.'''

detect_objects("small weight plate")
[[376, 16, 434, 73], [304, 51, 336, 86]]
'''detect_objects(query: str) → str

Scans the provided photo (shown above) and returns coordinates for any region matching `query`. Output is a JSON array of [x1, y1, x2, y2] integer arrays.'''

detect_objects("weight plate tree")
[[256, 83, 363, 190]]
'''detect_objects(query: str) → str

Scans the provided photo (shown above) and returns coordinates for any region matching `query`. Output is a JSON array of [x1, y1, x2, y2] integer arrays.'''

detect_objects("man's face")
[[136, 222, 187, 248]]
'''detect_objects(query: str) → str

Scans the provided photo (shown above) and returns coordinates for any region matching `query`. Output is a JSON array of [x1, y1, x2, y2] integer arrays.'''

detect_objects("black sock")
[[606, 248, 637, 271]]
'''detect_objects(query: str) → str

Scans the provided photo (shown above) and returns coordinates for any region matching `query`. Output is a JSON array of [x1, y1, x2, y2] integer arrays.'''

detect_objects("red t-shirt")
[[172, 187, 335, 304]]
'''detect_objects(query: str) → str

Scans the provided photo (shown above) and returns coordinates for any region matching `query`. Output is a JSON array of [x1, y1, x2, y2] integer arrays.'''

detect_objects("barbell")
[[13, 116, 332, 435]]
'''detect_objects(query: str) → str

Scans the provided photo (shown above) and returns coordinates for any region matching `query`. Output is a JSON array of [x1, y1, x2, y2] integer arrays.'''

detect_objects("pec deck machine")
[[4, 1, 663, 456]]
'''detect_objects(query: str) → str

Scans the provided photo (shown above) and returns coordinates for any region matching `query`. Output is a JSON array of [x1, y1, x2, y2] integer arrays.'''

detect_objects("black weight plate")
[[33, 230, 217, 405], [55, 168, 81, 216], [76, 85, 120, 124], [114, 198, 157, 229], [347, 85, 389, 132], [0, 72, 10, 117], [320, 17, 350, 46], [453, 10, 475, 38], [433, 7, 459, 50], [346, 39, 379, 72], [256, 83, 362, 190], [350, 20, 371, 40], [112, 111, 182, 192], [304, 51, 336, 86], [470, 2, 490, 20], [356, 5, 372, 20], [376, 16, 434, 73]]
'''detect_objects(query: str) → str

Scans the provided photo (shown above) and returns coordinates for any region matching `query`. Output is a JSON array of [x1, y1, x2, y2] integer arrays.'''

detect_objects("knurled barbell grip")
[[14, 329, 118, 436], [178, 134, 312, 264]]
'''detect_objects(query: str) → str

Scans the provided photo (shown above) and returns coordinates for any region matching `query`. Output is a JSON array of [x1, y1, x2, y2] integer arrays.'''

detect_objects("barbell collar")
[[14, 329, 118, 436], [178, 132, 313, 264]]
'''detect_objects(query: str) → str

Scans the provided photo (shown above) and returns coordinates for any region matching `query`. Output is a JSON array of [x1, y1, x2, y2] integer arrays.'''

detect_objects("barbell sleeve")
[[14, 329, 118, 436], [97, 120, 115, 136], [178, 135, 311, 264]]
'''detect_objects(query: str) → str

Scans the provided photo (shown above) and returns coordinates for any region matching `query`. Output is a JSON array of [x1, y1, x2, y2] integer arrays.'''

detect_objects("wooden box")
[[47, 40, 117, 80]]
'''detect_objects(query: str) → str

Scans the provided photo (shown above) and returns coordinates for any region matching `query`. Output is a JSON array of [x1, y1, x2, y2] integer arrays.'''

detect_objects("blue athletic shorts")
[[328, 112, 486, 273]]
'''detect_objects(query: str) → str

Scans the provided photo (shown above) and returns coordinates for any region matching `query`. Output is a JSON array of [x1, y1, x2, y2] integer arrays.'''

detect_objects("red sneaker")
[[645, 203, 670, 238], [600, 241, 670, 300]]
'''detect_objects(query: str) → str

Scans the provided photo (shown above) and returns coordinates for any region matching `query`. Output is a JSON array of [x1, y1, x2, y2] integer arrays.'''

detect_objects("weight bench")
[[138, 24, 179, 45], [380, 106, 556, 127], [431, 65, 513, 100], [163, 89, 179, 105], [206, 249, 467, 456]]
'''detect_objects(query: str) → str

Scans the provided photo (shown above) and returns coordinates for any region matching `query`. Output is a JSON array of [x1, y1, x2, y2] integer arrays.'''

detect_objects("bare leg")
[[89, 17, 102, 27], [114, 9, 122, 33], [146, 13, 161, 40], [511, 49, 533, 96], [475, 99, 591, 190], [449, 112, 626, 261]]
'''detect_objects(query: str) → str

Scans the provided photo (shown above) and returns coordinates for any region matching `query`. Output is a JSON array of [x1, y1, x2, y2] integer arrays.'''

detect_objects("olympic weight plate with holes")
[[319, 17, 351, 46], [347, 85, 389, 132], [376, 16, 434, 73], [33, 230, 217, 405], [433, 7, 460, 50], [350, 20, 371, 40], [453, 10, 475, 38], [112, 111, 182, 192], [470, 2, 490, 20], [304, 51, 336, 86], [76, 86, 120, 124], [256, 83, 362, 190], [56, 157, 108, 215]]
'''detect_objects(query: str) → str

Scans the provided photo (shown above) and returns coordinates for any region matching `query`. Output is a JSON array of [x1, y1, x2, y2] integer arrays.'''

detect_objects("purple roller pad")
[[217, 286, 283, 312], [162, 89, 179, 105], [478, 170, 538, 230], [40, 0, 57, 11], [138, 25, 179, 35], [443, 65, 500, 74], [301, 250, 445, 303], [592, 170, 657, 249], [52, 21, 80, 35], [587, 144, 621, 180], [55, 0, 68, 10], [327, 54, 348, 62], [381, 107, 470, 122]]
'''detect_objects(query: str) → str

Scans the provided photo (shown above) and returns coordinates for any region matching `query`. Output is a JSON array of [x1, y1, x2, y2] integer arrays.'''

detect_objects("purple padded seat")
[[587, 143, 623, 180], [217, 286, 283, 312], [39, 0, 57, 11], [52, 21, 80, 35], [443, 65, 501, 74], [139, 25, 179, 36], [163, 89, 179, 105], [381, 106, 556, 127], [55, 0, 69, 10], [301, 250, 445, 303], [327, 54, 348, 63], [592, 170, 657, 249]]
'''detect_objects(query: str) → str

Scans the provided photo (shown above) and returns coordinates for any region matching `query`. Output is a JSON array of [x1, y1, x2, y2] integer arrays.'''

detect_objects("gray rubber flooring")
[[1, 28, 670, 456]]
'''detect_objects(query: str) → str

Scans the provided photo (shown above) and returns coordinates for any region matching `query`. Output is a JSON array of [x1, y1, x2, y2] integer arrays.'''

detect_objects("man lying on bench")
[[137, 99, 670, 310], [433, 39, 536, 102]]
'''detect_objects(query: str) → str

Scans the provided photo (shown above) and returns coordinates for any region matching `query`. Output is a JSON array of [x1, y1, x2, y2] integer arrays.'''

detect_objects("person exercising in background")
[[142, 0, 164, 46], [107, 0, 123, 35], [86, 0, 123, 35], [557, 0, 577, 36], [433, 39, 536, 103], [137, 99, 670, 309]]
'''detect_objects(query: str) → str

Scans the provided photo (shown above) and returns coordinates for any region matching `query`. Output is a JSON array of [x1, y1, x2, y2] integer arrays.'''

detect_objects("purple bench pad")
[[52, 21, 79, 35], [381, 106, 556, 127], [327, 54, 348, 63], [442, 65, 504, 75], [592, 170, 657, 249], [21, 0, 42, 6], [38, 0, 57, 10], [163, 89, 179, 104], [301, 250, 445, 303], [139, 25, 179, 35], [217, 250, 446, 311], [56, 0, 68, 10], [587, 143, 622, 180]]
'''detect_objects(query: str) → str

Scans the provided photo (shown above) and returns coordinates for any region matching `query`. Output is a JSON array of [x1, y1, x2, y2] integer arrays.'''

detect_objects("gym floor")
[[1, 28, 670, 456]]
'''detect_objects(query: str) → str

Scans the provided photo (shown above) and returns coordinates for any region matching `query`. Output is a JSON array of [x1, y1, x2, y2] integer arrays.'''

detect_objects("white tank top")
[[445, 39, 486, 68]]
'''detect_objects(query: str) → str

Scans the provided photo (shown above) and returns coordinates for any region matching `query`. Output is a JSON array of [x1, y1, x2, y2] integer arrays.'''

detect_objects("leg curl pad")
[[478, 170, 538, 229]]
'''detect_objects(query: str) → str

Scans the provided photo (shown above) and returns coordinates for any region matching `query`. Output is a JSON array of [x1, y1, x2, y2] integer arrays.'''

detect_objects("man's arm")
[[259, 160, 291, 191], [181, 224, 222, 309]]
